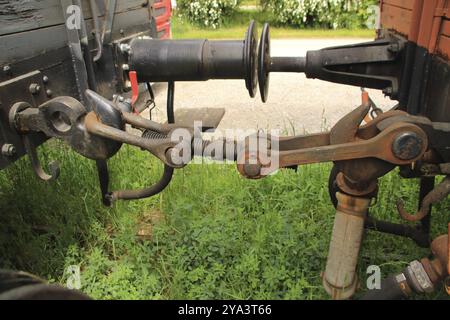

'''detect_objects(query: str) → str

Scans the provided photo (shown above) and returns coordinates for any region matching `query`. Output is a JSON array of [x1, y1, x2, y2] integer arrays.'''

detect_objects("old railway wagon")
[[0, 0, 449, 299], [379, 0, 450, 121], [0, 0, 171, 171], [0, 0, 169, 299]]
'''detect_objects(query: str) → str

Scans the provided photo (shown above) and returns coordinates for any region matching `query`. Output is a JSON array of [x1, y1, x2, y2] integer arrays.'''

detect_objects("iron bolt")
[[122, 64, 130, 71], [243, 163, 262, 178], [2, 144, 16, 157], [42, 76, 49, 84], [383, 87, 393, 96], [3, 65, 11, 74], [120, 43, 131, 54], [46, 89, 53, 97], [388, 43, 400, 53], [29, 83, 41, 95], [392, 132, 423, 161]]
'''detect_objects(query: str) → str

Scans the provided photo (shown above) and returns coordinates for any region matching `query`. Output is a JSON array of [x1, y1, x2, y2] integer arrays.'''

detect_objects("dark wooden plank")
[[0, 0, 150, 36], [0, 24, 68, 64], [0, 6, 152, 64]]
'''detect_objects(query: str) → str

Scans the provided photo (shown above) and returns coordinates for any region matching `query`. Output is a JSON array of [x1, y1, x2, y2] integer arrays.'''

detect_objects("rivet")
[[1, 144, 16, 157], [29, 83, 41, 95]]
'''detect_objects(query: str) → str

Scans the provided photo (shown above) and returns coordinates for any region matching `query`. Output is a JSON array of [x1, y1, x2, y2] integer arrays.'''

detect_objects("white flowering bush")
[[263, 0, 377, 29], [177, 0, 241, 29]]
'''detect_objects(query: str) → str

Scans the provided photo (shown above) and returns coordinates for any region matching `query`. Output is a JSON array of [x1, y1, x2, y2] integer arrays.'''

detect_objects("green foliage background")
[[0, 142, 448, 299], [261, 0, 378, 29], [177, 0, 379, 29], [176, 0, 242, 28]]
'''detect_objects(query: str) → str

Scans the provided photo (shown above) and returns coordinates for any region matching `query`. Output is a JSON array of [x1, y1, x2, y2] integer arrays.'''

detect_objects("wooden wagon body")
[[380, 0, 450, 124], [381, 0, 450, 58]]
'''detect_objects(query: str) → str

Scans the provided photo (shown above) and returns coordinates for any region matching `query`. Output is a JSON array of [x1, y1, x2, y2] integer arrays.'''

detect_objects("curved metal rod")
[[96, 160, 111, 206], [85, 112, 175, 166], [365, 216, 430, 248], [397, 176, 450, 222], [109, 165, 174, 201], [23, 136, 60, 182], [105, 85, 177, 203], [167, 81, 175, 123], [89, 0, 103, 62]]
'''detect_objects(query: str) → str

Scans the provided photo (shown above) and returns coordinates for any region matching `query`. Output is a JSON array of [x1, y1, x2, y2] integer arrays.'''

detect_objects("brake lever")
[[237, 107, 428, 179]]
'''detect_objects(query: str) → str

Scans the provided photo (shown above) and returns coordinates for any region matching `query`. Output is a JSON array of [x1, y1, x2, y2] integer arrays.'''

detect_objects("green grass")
[[172, 10, 375, 40], [240, 0, 259, 6], [0, 141, 448, 300]]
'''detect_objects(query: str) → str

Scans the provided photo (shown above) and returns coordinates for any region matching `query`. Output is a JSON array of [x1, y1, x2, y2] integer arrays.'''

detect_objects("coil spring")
[[194, 139, 210, 154], [143, 130, 210, 152], [142, 129, 168, 140], [142, 130, 236, 160]]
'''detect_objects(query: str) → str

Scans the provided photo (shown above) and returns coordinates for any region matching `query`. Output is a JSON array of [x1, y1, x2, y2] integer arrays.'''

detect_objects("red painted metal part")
[[154, 0, 172, 39], [129, 71, 139, 113]]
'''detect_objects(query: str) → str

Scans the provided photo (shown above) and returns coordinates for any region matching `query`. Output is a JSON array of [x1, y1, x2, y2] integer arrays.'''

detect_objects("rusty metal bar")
[[277, 123, 427, 170], [85, 112, 176, 166]]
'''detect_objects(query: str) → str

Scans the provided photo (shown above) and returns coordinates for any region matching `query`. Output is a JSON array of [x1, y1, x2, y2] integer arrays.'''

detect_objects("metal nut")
[[388, 43, 400, 53], [3, 65, 11, 74], [119, 43, 131, 54], [29, 83, 41, 95], [392, 132, 423, 161], [243, 163, 262, 178], [2, 144, 16, 157], [383, 87, 393, 96], [407, 260, 434, 294]]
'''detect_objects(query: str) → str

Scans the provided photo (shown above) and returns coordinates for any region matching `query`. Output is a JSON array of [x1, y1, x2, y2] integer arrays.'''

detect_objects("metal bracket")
[[60, 0, 90, 105], [23, 135, 60, 182]]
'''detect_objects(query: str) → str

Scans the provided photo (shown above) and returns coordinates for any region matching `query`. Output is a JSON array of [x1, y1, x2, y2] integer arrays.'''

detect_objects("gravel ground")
[[145, 39, 397, 135]]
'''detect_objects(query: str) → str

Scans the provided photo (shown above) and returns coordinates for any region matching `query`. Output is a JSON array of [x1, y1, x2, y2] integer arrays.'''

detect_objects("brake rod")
[[277, 110, 408, 152], [280, 123, 427, 165], [239, 122, 428, 178]]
